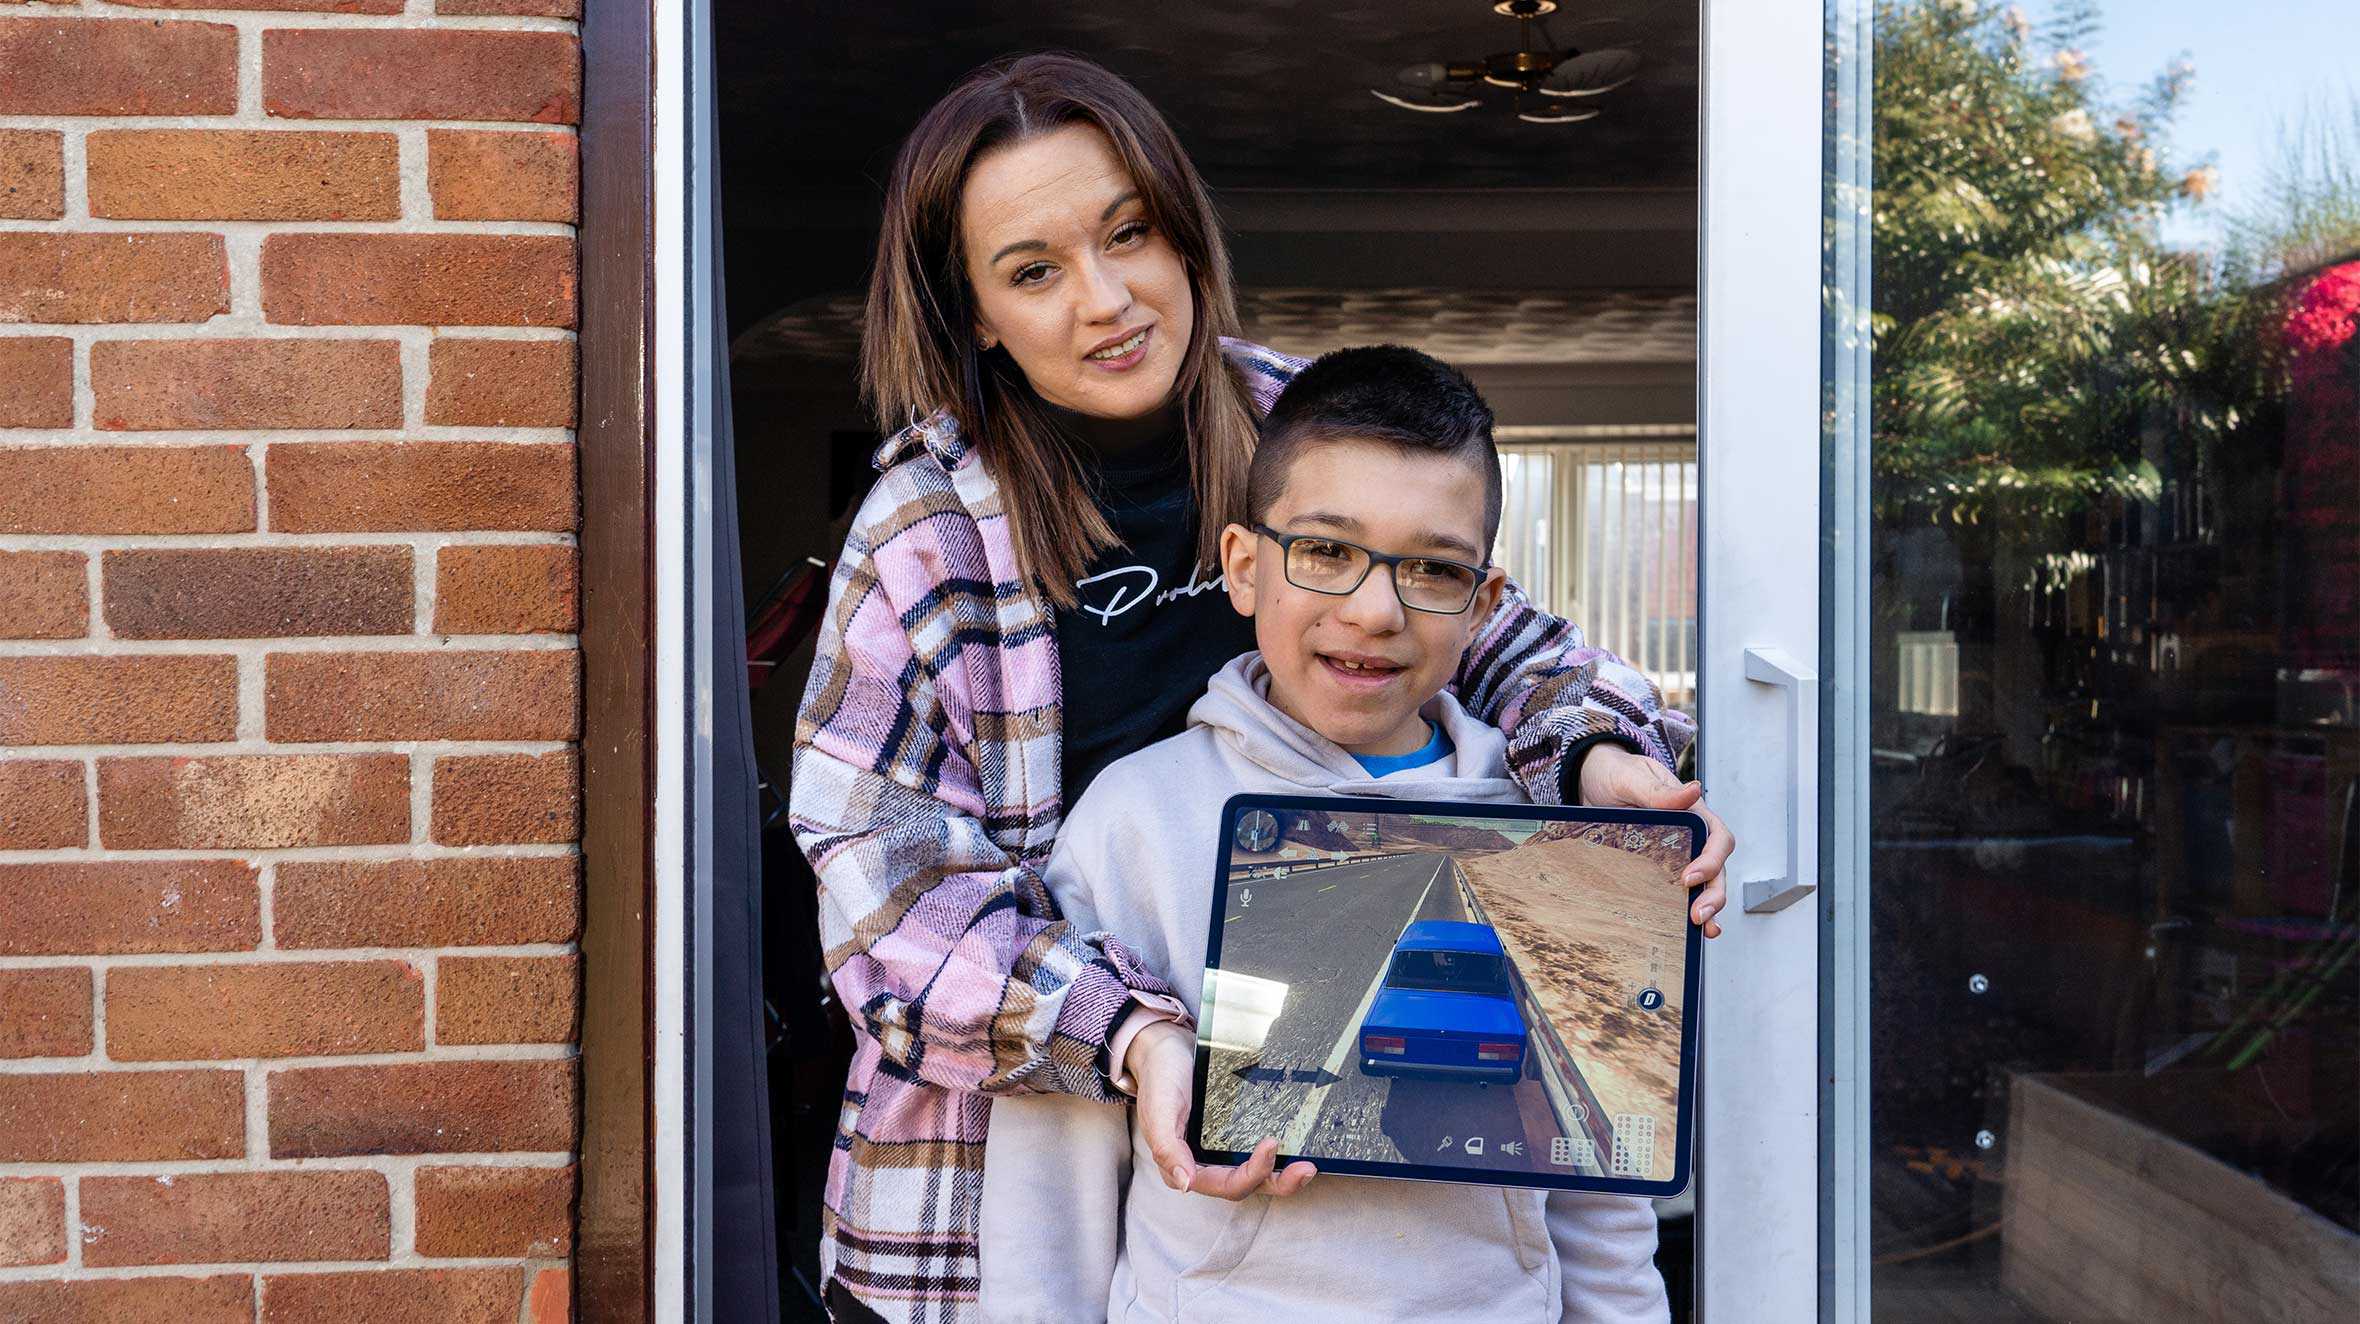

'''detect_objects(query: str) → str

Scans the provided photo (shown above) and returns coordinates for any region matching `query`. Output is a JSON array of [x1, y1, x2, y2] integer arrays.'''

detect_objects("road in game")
[[1202, 851, 1603, 1176]]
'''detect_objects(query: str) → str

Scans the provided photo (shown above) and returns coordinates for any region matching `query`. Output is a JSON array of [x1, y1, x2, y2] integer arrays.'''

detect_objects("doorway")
[[709, 1, 1705, 1317]]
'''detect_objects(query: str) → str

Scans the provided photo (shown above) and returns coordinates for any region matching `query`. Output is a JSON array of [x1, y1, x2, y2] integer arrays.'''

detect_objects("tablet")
[[1189, 794, 1703, 1198]]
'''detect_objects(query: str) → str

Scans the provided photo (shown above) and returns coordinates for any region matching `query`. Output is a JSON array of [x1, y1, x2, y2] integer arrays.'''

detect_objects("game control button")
[[1634, 986, 1665, 1012]]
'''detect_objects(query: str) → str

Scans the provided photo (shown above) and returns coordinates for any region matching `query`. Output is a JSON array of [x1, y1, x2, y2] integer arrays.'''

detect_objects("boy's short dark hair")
[[1248, 345, 1503, 554]]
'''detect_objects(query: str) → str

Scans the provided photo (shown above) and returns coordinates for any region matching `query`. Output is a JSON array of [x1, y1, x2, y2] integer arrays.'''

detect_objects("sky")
[[2035, 0, 2357, 247]]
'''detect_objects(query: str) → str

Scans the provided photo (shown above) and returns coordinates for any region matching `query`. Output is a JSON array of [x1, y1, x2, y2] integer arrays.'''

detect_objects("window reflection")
[[1859, 2, 2357, 1317]]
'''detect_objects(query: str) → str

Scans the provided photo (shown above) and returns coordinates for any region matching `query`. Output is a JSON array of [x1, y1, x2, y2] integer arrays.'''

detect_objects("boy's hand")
[[1127, 1020, 1316, 1200], [1576, 745, 1734, 938]]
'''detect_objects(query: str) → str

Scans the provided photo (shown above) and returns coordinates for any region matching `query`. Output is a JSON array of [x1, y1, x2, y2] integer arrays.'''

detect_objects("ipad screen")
[[1194, 796, 1702, 1196]]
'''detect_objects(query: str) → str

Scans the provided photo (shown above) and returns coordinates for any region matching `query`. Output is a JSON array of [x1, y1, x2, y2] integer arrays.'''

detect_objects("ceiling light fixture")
[[1371, 1, 1640, 124]]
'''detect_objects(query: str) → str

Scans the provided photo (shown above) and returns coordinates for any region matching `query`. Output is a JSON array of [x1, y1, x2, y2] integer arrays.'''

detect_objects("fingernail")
[[1169, 1166, 1187, 1188]]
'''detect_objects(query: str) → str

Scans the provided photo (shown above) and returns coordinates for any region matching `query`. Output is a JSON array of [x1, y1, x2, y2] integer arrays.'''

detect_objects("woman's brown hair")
[[862, 52, 1259, 609]]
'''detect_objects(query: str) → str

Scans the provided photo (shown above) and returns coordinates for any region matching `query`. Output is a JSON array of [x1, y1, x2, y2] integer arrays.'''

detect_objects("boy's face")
[[1220, 437, 1505, 757]]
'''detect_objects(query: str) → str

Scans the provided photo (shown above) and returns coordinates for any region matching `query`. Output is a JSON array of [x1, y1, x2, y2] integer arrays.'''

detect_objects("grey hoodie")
[[979, 654, 1670, 1324]]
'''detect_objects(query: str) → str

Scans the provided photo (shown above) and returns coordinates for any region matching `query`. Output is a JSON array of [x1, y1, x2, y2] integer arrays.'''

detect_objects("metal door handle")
[[1740, 646, 1818, 913]]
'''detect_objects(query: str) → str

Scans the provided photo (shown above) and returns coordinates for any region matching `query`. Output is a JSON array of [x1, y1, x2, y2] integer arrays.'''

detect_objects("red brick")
[[0, 130, 63, 220], [262, 1269, 521, 1324], [0, 551, 85, 638], [0, 1177, 66, 1267], [263, 234, 575, 328], [441, 0, 578, 15], [104, 546, 412, 639], [88, 130, 399, 222], [0, 336, 71, 427], [0, 445, 254, 534], [0, 859, 260, 956], [413, 1163, 573, 1257], [0, 968, 90, 1058], [0, 233, 228, 323], [0, 759, 84, 848], [0, 130, 62, 221], [436, 954, 577, 1045], [0, 18, 237, 116], [0, 655, 237, 744], [263, 30, 579, 124], [428, 129, 576, 222], [268, 441, 575, 533], [527, 1267, 570, 1324], [106, 960, 424, 1061], [426, 337, 576, 428], [93, 338, 401, 430], [269, 1058, 576, 1157], [98, 754, 410, 849], [114, 0, 401, 12], [275, 856, 579, 949], [0, 1069, 243, 1161], [0, 1274, 253, 1324], [82, 1170, 389, 1267], [432, 750, 578, 845], [267, 647, 579, 741], [435, 544, 578, 635]]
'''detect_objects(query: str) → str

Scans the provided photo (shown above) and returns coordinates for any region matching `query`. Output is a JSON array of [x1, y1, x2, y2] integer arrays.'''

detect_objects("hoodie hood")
[[1186, 653, 1521, 802]]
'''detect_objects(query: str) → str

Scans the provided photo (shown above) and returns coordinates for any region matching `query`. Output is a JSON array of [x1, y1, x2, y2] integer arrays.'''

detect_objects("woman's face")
[[959, 123, 1194, 420]]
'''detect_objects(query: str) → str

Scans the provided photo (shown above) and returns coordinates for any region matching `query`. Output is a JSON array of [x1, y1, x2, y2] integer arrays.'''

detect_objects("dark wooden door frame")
[[577, 0, 655, 1317]]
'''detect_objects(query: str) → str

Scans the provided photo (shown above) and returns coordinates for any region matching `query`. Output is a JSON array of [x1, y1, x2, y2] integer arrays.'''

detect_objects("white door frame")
[[646, 1, 1843, 1318], [1694, 0, 1827, 1319], [650, 0, 700, 1318]]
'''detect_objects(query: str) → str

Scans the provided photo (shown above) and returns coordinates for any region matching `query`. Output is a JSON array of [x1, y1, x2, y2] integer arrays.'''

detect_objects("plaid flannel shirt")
[[789, 339, 1696, 1322]]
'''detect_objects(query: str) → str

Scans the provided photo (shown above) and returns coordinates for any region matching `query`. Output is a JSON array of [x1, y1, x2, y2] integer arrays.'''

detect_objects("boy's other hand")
[[1128, 1020, 1317, 1200], [1576, 745, 1733, 938]]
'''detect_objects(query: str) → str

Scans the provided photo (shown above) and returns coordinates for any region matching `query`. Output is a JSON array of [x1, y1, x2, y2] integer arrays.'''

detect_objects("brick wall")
[[0, 1, 582, 1319]]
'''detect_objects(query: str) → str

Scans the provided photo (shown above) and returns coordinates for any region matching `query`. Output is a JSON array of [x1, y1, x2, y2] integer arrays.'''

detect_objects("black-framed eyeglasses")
[[1253, 524, 1489, 615]]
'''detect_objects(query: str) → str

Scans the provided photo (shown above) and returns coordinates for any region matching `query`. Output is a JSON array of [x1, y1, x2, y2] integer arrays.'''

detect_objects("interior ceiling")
[[716, 0, 1700, 195], [734, 286, 1696, 367]]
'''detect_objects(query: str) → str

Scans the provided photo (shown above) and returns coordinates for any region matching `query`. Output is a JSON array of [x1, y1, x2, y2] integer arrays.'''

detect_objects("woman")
[[791, 52, 1732, 1323]]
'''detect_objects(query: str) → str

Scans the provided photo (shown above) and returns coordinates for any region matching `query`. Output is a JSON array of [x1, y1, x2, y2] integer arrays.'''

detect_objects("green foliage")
[[1869, 0, 2267, 520], [2225, 96, 2360, 282]]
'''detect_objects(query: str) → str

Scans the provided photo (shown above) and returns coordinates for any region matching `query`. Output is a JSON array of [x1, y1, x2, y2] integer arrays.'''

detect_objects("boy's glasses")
[[1253, 525, 1488, 615]]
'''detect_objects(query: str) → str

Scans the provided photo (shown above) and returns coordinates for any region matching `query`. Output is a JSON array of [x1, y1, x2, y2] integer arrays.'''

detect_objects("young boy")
[[977, 347, 1671, 1323]]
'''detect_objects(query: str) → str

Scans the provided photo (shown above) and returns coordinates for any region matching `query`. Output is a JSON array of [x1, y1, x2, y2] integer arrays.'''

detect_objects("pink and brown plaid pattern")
[[789, 340, 1695, 1321]]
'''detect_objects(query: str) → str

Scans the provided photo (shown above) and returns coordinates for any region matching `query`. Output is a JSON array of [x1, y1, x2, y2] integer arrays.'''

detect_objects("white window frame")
[[1500, 434, 1700, 711]]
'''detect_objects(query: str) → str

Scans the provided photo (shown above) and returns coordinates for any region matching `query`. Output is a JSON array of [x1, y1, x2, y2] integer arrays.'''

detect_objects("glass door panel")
[[1828, 2, 2360, 1318]]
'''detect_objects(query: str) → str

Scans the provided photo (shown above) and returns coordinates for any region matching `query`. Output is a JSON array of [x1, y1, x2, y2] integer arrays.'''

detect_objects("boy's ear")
[[1468, 565, 1506, 625], [1219, 523, 1259, 617]]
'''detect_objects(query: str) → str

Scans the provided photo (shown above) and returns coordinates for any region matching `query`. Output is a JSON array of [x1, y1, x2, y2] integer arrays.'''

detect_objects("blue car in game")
[[1357, 920, 1530, 1084]]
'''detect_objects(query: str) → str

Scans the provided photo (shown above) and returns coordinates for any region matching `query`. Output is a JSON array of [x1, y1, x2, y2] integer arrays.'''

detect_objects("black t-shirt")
[[1052, 405, 1257, 804]]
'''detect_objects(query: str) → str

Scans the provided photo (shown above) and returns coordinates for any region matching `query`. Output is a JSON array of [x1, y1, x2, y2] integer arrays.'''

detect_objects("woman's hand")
[[1127, 1019, 1316, 1200], [1577, 745, 1734, 938]]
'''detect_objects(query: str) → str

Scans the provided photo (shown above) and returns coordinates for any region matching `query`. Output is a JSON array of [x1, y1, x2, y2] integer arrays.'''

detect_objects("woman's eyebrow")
[[987, 238, 1046, 266], [985, 193, 1143, 265]]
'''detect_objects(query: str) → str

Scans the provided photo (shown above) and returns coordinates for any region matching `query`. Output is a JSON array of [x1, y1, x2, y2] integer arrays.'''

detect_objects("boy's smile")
[[1220, 439, 1504, 758]]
